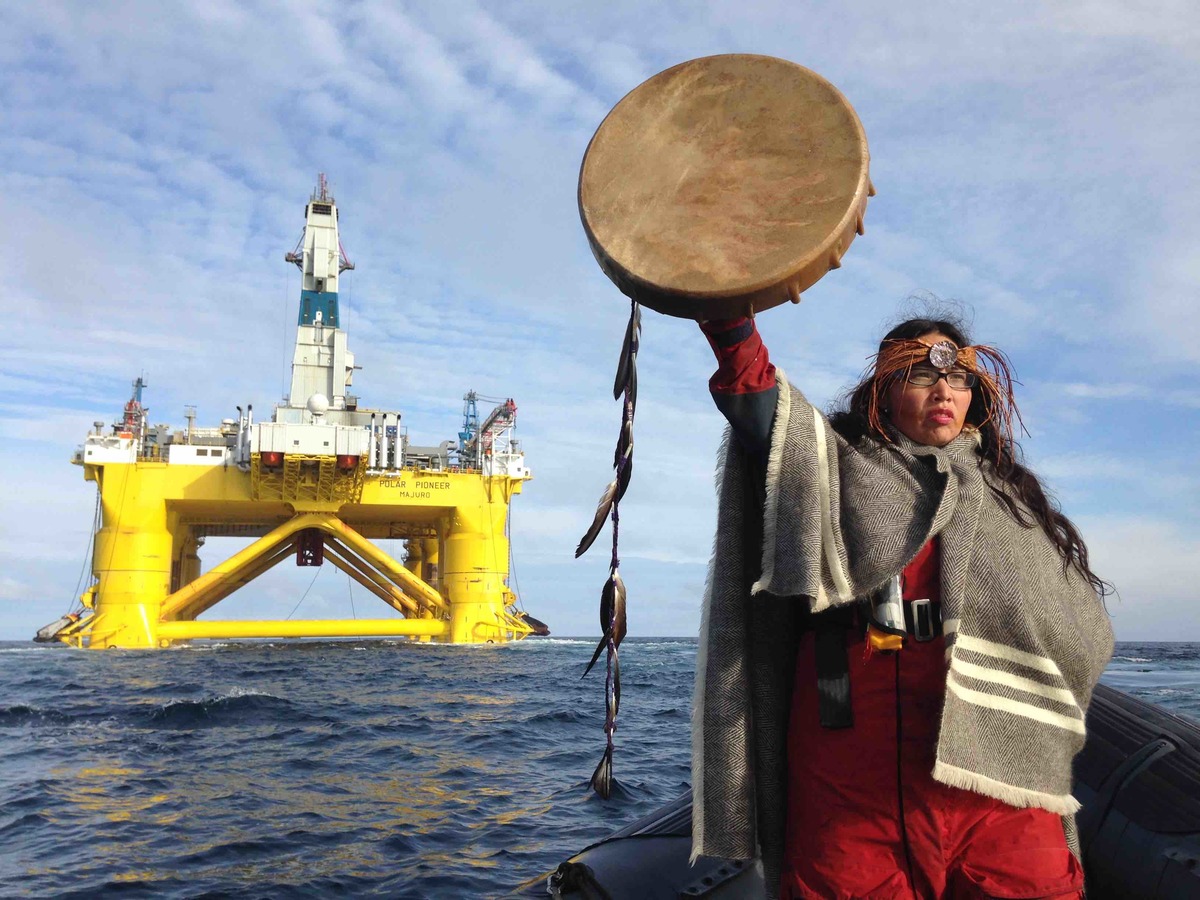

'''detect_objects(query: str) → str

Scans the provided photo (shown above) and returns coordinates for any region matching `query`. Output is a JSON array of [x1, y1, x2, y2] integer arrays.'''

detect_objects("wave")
[[169, 642, 236, 651], [140, 690, 303, 729], [0, 704, 72, 726], [652, 707, 688, 718], [0, 646, 61, 654], [522, 708, 588, 726], [174, 835, 293, 866]]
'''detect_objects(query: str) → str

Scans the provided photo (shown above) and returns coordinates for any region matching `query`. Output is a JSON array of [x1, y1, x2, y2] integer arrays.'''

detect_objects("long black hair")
[[829, 317, 1110, 596]]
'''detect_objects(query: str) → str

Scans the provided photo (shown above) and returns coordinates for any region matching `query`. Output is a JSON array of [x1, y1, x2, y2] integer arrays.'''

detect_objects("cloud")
[[0, 576, 28, 603], [1082, 514, 1200, 641], [1059, 383, 1145, 400], [1127, 233, 1200, 365], [1044, 0, 1200, 48], [1033, 381, 1200, 411]]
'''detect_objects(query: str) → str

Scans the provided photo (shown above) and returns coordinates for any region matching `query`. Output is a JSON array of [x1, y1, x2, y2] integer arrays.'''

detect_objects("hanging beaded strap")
[[575, 299, 639, 798]]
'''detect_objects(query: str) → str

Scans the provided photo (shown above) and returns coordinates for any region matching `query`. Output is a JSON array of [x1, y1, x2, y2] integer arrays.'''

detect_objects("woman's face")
[[884, 331, 973, 447]]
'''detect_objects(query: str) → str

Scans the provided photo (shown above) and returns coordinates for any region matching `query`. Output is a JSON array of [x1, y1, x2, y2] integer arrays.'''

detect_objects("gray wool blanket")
[[691, 371, 1114, 893]]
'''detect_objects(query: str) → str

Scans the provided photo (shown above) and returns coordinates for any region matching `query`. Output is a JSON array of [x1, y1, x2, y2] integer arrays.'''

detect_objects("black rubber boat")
[[509, 685, 1200, 898]]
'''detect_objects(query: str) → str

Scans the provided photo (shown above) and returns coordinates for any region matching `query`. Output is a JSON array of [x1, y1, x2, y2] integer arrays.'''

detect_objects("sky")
[[1, 1, 1197, 642]]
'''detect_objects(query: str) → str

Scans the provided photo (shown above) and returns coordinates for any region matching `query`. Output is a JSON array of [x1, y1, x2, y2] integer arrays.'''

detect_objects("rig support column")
[[422, 537, 441, 594], [88, 465, 172, 649], [171, 528, 203, 593], [443, 488, 512, 643], [405, 539, 424, 581]]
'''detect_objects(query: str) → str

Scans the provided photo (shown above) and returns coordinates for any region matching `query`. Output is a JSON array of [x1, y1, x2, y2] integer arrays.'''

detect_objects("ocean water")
[[0, 638, 1195, 898], [1098, 642, 1200, 721]]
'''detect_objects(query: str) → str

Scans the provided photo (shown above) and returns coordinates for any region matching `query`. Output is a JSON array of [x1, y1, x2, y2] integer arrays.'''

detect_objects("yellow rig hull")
[[64, 454, 531, 649]]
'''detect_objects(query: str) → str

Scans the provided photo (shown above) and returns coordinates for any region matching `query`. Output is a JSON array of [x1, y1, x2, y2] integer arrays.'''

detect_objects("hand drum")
[[579, 54, 873, 320]]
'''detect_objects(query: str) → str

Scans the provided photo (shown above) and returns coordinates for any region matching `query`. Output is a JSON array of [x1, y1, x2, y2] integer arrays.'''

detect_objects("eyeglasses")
[[905, 367, 977, 390]]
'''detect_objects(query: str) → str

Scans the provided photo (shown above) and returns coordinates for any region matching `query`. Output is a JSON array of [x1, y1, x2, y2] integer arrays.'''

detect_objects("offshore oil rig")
[[37, 175, 546, 649]]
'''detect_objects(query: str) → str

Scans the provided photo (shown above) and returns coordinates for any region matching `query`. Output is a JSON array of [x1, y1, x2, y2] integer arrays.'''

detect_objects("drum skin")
[[579, 54, 873, 320]]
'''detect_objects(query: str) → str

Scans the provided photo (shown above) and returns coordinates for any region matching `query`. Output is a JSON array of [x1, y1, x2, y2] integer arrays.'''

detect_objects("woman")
[[690, 314, 1114, 899]]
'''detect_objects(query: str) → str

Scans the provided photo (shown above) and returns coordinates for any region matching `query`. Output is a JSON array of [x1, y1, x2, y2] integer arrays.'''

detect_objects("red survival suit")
[[702, 319, 1083, 900]]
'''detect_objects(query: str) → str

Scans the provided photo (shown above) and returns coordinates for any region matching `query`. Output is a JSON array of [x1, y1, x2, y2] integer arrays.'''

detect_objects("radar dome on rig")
[[306, 393, 330, 417]]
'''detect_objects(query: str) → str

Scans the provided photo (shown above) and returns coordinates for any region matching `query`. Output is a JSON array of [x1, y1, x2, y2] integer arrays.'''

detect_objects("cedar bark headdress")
[[866, 337, 1025, 462]]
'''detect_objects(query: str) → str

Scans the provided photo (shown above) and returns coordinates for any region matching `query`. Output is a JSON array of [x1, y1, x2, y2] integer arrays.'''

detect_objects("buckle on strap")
[[907, 598, 940, 642]]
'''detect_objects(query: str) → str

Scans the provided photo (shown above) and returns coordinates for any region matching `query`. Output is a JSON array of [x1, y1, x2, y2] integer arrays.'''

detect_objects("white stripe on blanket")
[[952, 658, 1080, 708], [957, 633, 1066, 677], [813, 410, 852, 603], [947, 674, 1086, 734]]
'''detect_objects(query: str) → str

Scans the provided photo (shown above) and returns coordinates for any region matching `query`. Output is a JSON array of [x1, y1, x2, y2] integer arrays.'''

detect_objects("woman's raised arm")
[[700, 317, 778, 471]]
